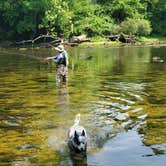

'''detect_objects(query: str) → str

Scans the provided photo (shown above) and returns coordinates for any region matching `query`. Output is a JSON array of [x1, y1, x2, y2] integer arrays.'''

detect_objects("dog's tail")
[[74, 114, 80, 126]]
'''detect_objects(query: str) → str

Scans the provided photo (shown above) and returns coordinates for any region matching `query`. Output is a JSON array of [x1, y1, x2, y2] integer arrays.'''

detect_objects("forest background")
[[0, 0, 166, 41]]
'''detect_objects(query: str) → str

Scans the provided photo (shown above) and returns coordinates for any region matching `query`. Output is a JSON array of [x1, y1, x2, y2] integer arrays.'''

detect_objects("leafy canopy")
[[0, 0, 165, 40]]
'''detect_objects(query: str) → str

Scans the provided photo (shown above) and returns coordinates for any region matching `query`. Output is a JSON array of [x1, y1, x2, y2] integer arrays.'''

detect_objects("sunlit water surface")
[[0, 46, 166, 166]]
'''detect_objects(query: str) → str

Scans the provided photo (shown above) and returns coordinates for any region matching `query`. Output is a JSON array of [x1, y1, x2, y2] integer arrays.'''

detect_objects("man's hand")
[[45, 57, 54, 60]]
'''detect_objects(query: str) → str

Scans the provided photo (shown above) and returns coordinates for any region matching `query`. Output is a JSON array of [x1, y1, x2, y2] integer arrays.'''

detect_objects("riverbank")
[[0, 36, 166, 49], [79, 36, 166, 48]]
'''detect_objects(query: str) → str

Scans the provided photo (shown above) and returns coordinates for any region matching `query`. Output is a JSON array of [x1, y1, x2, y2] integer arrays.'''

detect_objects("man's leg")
[[56, 67, 61, 85], [60, 65, 67, 82]]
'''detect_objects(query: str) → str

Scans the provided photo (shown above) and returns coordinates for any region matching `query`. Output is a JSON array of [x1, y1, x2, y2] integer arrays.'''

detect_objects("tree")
[[150, 0, 166, 35], [41, 0, 72, 38], [0, 0, 165, 40], [96, 0, 147, 23], [0, 0, 48, 40]]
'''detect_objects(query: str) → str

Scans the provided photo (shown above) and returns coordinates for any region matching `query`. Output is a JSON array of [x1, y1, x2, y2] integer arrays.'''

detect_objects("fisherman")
[[45, 45, 68, 84]]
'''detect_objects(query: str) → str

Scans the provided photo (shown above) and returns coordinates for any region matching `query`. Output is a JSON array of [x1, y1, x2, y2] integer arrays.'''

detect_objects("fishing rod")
[[0, 39, 63, 64], [0, 50, 47, 63]]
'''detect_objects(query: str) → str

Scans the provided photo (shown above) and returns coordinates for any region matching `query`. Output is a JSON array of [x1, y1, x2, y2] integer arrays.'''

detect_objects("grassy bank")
[[1, 36, 166, 49], [136, 36, 166, 43]]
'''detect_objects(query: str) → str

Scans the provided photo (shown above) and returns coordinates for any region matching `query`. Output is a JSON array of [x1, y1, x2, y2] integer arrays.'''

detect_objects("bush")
[[110, 24, 121, 35], [120, 19, 152, 36], [137, 19, 152, 36], [120, 19, 138, 35]]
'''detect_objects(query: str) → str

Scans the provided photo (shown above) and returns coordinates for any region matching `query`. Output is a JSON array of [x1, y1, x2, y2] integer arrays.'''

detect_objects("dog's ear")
[[74, 131, 78, 138], [74, 131, 80, 145], [82, 130, 85, 136]]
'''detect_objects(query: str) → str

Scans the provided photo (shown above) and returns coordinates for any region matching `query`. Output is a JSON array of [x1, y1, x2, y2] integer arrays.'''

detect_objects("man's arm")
[[45, 56, 54, 60]]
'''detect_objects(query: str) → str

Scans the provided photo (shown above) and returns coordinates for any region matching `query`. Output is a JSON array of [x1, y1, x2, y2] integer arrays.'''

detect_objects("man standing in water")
[[45, 45, 68, 85]]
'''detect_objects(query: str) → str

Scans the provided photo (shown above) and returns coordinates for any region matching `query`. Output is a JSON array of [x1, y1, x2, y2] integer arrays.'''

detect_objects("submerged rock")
[[17, 144, 38, 150], [152, 56, 164, 63]]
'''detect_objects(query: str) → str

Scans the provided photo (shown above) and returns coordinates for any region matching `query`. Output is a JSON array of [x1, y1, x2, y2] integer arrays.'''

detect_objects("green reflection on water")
[[0, 46, 166, 165]]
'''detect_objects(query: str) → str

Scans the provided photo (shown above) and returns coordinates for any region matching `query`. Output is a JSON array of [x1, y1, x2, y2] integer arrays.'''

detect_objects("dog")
[[68, 114, 87, 153]]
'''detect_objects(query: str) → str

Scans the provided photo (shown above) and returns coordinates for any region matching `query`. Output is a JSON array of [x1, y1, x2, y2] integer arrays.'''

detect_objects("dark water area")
[[0, 46, 166, 166]]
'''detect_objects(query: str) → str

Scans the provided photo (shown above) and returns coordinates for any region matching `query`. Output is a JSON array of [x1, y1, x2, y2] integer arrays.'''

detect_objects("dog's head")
[[73, 130, 87, 152]]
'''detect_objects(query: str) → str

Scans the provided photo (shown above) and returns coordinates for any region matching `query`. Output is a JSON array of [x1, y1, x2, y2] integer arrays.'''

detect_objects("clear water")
[[0, 46, 166, 166]]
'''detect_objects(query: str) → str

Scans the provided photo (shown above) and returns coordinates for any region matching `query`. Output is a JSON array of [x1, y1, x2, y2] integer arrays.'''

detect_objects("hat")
[[55, 45, 64, 52]]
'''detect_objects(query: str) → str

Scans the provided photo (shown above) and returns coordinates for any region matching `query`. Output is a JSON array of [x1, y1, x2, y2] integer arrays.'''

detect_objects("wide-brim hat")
[[55, 45, 64, 52]]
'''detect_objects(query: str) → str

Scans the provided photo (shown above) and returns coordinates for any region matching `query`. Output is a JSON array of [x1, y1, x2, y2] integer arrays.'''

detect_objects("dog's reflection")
[[69, 151, 87, 166]]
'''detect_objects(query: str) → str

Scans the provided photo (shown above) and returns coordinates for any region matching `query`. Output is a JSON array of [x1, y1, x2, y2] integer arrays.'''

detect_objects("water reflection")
[[56, 83, 69, 110], [0, 46, 166, 165], [69, 152, 87, 166]]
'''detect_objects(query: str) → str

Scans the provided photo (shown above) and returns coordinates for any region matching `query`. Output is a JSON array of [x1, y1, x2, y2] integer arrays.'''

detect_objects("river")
[[0, 45, 166, 166]]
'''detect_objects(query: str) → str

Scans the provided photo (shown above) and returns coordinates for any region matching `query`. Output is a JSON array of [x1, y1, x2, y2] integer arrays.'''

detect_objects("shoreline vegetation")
[[79, 36, 166, 48], [1, 1, 166, 50], [0, 36, 166, 50]]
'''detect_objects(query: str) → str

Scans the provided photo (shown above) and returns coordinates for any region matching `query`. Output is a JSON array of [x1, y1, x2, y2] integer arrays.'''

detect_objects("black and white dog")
[[68, 114, 87, 153]]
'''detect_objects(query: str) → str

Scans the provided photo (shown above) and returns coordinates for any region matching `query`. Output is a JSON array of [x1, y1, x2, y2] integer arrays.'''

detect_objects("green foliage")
[[110, 24, 121, 35], [0, 0, 165, 40], [136, 19, 152, 36], [0, 0, 48, 40], [120, 19, 138, 35], [96, 0, 147, 22], [41, 0, 113, 37], [149, 0, 166, 35], [41, 0, 72, 38], [67, 1, 112, 37], [74, 14, 112, 37], [120, 19, 152, 36]]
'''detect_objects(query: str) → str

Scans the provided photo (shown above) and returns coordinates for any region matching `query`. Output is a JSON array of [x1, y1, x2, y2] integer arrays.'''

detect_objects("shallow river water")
[[0, 45, 166, 166]]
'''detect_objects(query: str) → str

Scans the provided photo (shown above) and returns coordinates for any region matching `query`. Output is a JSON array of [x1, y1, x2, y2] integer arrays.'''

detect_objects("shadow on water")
[[70, 154, 87, 166], [0, 46, 166, 165]]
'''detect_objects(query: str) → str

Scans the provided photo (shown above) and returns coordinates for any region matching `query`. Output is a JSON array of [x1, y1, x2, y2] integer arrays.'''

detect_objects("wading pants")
[[56, 64, 67, 83]]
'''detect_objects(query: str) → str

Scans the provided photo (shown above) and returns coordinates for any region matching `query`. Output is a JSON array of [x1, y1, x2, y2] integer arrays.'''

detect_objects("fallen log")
[[15, 35, 61, 45], [108, 35, 120, 41], [108, 34, 136, 43], [69, 34, 91, 43]]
